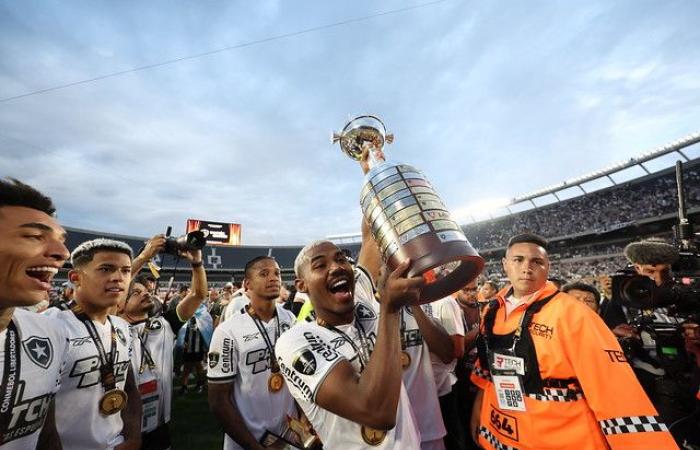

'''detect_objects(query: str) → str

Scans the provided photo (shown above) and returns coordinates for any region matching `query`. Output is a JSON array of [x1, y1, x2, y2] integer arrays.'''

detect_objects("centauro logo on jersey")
[[0, 383, 53, 445], [68, 354, 130, 388]]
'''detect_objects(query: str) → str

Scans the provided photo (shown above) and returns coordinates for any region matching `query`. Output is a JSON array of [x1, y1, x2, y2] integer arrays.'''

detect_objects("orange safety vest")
[[470, 282, 679, 450]]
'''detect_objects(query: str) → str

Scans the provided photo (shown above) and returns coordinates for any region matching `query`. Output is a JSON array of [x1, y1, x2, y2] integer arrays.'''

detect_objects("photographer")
[[602, 239, 698, 430], [119, 242, 208, 449]]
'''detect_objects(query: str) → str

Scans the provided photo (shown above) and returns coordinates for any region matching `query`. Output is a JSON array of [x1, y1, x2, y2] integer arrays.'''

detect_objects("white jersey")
[[129, 307, 184, 433], [45, 309, 133, 450], [208, 304, 297, 450], [0, 309, 67, 450], [220, 294, 250, 323], [422, 297, 464, 396], [275, 268, 421, 450]]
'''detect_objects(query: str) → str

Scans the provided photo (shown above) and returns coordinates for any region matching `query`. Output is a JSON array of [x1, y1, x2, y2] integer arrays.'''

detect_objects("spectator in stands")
[[562, 281, 601, 313]]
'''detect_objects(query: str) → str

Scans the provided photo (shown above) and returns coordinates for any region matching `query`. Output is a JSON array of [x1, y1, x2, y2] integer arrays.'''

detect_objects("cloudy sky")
[[2, 0, 699, 245]]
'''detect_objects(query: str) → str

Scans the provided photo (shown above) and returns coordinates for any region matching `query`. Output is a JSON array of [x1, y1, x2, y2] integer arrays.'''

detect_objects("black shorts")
[[182, 351, 205, 363]]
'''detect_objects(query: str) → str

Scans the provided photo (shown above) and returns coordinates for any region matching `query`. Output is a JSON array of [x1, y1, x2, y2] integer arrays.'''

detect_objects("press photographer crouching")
[[602, 238, 699, 444]]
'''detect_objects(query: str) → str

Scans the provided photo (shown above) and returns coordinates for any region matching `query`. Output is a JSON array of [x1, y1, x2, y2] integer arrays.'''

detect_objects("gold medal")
[[401, 351, 411, 369], [361, 425, 387, 446], [268, 372, 284, 393], [99, 389, 128, 416]]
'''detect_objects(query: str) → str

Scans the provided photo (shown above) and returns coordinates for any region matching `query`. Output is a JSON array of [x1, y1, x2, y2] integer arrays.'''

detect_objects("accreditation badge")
[[139, 375, 160, 432], [492, 375, 526, 412]]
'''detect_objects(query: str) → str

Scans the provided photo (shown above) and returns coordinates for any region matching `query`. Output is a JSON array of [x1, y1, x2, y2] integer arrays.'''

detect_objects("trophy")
[[333, 115, 484, 303]]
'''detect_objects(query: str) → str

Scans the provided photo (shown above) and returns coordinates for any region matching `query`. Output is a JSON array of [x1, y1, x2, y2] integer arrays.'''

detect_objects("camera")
[[162, 226, 206, 256]]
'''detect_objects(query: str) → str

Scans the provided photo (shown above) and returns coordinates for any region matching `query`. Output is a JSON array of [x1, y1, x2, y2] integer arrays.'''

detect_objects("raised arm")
[[174, 249, 207, 321], [411, 304, 454, 363], [130, 234, 166, 276], [315, 261, 424, 429]]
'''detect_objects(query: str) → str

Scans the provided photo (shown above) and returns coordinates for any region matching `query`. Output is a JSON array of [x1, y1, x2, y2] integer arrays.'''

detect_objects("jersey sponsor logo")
[[0, 383, 53, 445], [292, 349, 317, 376], [529, 322, 554, 339], [22, 336, 54, 369], [355, 303, 376, 320], [220, 338, 234, 373], [603, 349, 628, 363], [489, 404, 519, 441], [279, 360, 313, 401], [302, 332, 340, 362], [403, 329, 423, 348], [208, 352, 220, 368], [245, 347, 273, 374], [68, 353, 130, 388], [243, 332, 260, 342]]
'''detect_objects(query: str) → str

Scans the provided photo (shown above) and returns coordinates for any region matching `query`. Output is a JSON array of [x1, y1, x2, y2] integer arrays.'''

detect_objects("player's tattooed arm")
[[36, 398, 62, 450]]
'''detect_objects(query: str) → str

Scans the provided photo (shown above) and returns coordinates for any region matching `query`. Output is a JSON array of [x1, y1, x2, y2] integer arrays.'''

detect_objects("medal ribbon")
[[138, 320, 157, 374], [248, 306, 281, 373], [0, 321, 21, 442], [72, 310, 119, 392], [318, 311, 371, 371]]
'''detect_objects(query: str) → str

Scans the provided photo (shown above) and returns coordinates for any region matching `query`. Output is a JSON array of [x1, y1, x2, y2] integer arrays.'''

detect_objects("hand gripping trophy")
[[333, 115, 484, 303]]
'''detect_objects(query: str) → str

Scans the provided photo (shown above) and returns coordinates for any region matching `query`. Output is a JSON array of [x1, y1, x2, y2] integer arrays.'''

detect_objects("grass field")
[[170, 388, 223, 450]]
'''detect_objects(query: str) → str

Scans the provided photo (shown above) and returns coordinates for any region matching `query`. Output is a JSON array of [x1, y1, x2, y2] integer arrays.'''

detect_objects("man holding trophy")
[[276, 116, 484, 449]]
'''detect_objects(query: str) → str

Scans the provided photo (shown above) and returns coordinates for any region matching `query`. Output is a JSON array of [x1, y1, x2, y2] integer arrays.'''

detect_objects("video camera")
[[162, 226, 206, 256]]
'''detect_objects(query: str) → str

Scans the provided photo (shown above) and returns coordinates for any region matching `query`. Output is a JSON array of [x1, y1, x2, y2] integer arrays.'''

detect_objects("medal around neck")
[[333, 115, 484, 303], [99, 389, 128, 415], [268, 372, 285, 393]]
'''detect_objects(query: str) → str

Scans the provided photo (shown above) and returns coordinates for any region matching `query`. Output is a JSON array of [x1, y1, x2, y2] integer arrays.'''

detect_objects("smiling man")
[[0, 178, 70, 450], [469, 233, 678, 450], [46, 239, 142, 450], [274, 236, 424, 449]]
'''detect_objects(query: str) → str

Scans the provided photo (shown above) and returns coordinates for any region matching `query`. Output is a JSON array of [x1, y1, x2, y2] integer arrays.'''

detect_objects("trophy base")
[[388, 235, 484, 304]]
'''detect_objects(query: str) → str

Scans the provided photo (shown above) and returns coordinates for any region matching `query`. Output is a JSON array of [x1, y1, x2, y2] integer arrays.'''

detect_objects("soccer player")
[[119, 246, 207, 449], [275, 239, 423, 449], [46, 239, 142, 450], [207, 256, 297, 450], [0, 178, 69, 449]]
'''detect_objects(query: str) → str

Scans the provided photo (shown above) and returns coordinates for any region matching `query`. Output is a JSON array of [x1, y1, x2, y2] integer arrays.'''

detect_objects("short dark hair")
[[244, 256, 276, 279], [483, 280, 500, 291], [507, 233, 548, 251], [134, 273, 156, 286], [0, 178, 56, 216], [71, 238, 133, 268], [562, 281, 600, 304], [178, 284, 189, 293]]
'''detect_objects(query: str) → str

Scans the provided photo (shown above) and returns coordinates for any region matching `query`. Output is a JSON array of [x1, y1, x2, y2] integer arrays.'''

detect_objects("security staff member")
[[470, 233, 678, 450]]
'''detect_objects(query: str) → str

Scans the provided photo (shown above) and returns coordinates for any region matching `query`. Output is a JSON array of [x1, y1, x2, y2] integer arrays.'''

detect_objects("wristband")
[[191, 261, 203, 268]]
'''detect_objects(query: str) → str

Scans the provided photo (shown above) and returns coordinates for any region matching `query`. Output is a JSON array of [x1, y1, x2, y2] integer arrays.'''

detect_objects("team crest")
[[292, 349, 317, 375], [355, 303, 376, 320], [148, 320, 163, 331], [208, 352, 220, 368], [23, 336, 53, 369]]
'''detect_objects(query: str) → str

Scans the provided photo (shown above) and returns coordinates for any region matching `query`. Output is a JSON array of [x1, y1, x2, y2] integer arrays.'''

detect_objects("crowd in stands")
[[463, 166, 700, 249]]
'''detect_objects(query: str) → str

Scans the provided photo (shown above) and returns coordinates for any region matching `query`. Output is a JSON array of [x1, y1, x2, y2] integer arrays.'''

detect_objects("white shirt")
[[208, 304, 297, 450], [0, 309, 68, 450], [45, 309, 133, 450], [422, 297, 464, 396], [275, 268, 421, 450], [505, 295, 525, 316], [129, 309, 184, 433], [220, 294, 250, 323]]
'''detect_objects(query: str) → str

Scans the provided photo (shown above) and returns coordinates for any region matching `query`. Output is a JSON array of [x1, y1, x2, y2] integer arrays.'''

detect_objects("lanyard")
[[318, 313, 371, 371], [72, 310, 119, 392], [138, 320, 157, 374], [0, 321, 21, 441], [248, 306, 281, 373]]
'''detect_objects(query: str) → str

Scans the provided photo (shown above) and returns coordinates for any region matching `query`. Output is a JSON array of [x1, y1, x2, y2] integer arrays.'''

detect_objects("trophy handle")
[[385, 133, 394, 144], [331, 132, 342, 144]]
